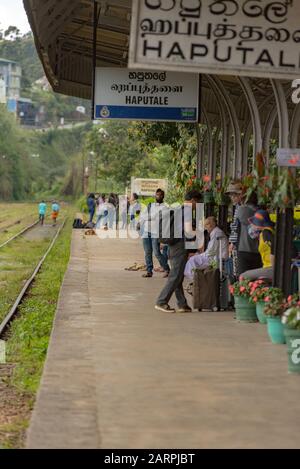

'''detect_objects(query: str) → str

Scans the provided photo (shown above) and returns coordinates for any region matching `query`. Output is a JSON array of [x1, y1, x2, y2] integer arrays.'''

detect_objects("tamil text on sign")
[[94, 67, 199, 122], [129, 0, 300, 79]]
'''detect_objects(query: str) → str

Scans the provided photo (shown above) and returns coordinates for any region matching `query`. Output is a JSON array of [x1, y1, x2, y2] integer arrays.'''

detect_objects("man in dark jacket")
[[87, 193, 96, 223], [155, 190, 202, 313]]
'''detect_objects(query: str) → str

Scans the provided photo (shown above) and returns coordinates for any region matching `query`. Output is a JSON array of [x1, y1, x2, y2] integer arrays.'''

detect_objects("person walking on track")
[[38, 200, 47, 225], [51, 201, 60, 226]]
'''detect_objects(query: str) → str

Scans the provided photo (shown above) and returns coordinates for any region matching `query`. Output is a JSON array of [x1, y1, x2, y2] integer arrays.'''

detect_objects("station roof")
[[23, 0, 295, 148]]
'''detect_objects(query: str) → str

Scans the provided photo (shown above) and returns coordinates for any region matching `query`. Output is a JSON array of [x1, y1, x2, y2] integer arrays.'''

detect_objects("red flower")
[[287, 295, 293, 303], [240, 286, 246, 293], [253, 297, 258, 303], [203, 175, 211, 183], [265, 296, 270, 302]]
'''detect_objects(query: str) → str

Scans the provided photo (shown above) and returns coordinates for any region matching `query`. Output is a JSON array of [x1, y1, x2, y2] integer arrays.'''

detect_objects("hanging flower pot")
[[267, 317, 286, 344], [203, 191, 214, 204]]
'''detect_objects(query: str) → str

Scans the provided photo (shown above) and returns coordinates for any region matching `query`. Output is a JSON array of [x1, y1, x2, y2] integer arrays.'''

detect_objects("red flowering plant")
[[248, 280, 270, 304], [212, 175, 230, 206], [263, 287, 285, 317], [186, 175, 204, 193], [202, 174, 212, 192], [229, 278, 253, 299]]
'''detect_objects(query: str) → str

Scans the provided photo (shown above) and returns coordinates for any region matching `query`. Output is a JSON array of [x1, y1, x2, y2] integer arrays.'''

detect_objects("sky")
[[0, 0, 31, 34]]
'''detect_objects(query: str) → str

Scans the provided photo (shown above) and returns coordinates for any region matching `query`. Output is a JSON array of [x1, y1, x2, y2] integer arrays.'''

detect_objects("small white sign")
[[94, 67, 199, 122], [132, 178, 168, 196], [129, 0, 300, 80], [277, 149, 300, 167]]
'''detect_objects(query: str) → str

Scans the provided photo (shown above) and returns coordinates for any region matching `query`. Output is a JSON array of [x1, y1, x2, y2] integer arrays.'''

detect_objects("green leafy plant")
[[282, 305, 300, 330], [263, 287, 285, 317], [273, 169, 300, 209], [212, 175, 230, 205]]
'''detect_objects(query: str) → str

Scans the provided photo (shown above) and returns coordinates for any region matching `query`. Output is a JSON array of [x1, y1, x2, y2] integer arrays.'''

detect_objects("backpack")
[[158, 207, 183, 246]]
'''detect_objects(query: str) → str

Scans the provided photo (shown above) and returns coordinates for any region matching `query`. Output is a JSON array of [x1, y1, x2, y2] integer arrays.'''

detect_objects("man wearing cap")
[[240, 209, 275, 281]]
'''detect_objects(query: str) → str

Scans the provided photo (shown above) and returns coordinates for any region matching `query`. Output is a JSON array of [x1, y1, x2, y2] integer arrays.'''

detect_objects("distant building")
[[34, 76, 51, 91], [0, 58, 22, 99]]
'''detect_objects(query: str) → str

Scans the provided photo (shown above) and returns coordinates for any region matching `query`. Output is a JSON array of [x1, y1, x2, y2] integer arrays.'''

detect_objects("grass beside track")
[[0, 216, 73, 448]]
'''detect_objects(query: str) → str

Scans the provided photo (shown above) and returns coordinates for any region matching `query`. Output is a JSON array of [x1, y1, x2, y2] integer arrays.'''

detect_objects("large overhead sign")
[[129, 0, 300, 79], [94, 67, 199, 122]]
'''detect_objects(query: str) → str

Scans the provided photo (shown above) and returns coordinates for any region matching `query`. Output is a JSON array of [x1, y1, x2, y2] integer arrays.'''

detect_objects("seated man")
[[184, 217, 229, 280]]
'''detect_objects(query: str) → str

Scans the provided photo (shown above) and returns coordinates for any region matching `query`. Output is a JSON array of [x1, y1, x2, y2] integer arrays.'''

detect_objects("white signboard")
[[94, 67, 199, 122], [277, 148, 300, 167], [131, 178, 168, 196], [129, 0, 300, 79]]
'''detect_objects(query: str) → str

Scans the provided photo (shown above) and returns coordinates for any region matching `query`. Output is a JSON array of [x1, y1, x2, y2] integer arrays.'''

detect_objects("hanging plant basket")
[[203, 191, 214, 204]]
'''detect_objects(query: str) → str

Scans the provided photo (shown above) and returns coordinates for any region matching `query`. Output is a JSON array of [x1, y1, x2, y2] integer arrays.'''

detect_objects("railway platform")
[[26, 230, 300, 449]]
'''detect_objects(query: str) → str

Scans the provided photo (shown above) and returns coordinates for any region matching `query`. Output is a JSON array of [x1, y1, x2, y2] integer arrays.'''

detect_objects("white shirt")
[[206, 227, 229, 261], [140, 202, 168, 236]]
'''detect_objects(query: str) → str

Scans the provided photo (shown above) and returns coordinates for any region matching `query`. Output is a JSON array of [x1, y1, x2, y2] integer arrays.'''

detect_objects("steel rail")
[[0, 219, 67, 337], [0, 220, 40, 249]]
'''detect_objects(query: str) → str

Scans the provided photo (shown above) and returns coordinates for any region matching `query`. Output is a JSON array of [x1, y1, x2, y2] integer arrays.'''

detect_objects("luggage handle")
[[217, 236, 226, 275]]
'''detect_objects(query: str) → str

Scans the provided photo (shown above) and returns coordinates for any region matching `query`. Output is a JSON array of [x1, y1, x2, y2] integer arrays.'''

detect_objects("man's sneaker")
[[177, 305, 193, 313], [155, 304, 175, 313]]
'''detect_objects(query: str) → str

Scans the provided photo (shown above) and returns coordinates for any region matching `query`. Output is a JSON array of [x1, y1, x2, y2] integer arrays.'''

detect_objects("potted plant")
[[249, 280, 270, 324], [263, 288, 285, 344], [282, 299, 300, 373], [212, 176, 231, 206], [229, 278, 257, 322], [202, 175, 214, 204]]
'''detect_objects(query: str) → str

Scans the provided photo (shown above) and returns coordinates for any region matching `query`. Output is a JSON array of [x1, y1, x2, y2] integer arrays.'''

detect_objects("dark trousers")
[[143, 236, 170, 273], [89, 209, 95, 223], [237, 251, 262, 278], [156, 241, 188, 308]]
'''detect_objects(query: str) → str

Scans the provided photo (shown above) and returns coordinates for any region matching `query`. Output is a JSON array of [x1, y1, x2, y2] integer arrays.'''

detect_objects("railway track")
[[0, 219, 66, 338], [0, 220, 40, 249]]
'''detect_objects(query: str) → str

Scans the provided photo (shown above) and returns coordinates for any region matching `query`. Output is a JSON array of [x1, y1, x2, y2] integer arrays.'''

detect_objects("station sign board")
[[277, 149, 300, 167], [94, 67, 199, 122], [131, 177, 168, 196], [129, 0, 300, 80]]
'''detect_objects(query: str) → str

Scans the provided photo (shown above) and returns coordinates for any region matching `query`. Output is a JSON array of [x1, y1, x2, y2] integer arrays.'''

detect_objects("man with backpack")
[[155, 190, 202, 313]]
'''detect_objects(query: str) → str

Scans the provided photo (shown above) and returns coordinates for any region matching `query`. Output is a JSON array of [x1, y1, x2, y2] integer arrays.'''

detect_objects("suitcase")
[[193, 268, 220, 311], [192, 236, 232, 311]]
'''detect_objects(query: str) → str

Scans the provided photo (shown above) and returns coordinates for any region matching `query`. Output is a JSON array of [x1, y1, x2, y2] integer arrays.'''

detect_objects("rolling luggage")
[[193, 268, 220, 311], [192, 236, 232, 311]]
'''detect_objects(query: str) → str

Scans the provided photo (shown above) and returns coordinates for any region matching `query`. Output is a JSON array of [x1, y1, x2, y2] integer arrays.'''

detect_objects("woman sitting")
[[240, 209, 275, 282]]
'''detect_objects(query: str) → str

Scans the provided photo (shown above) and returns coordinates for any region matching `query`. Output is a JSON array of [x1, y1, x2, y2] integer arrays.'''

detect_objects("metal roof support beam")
[[238, 77, 262, 167], [205, 77, 229, 182], [202, 105, 213, 177], [208, 76, 242, 179], [290, 104, 300, 148], [211, 128, 220, 181], [271, 80, 290, 148]]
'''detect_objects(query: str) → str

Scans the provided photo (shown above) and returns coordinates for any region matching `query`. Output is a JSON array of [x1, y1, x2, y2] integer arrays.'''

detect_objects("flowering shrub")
[[282, 306, 300, 330], [248, 280, 270, 304], [263, 287, 285, 317], [229, 278, 252, 299]]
